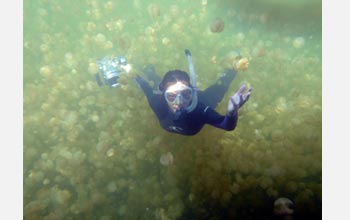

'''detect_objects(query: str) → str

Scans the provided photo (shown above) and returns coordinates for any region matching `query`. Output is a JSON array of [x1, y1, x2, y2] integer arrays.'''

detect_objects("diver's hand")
[[227, 84, 252, 116]]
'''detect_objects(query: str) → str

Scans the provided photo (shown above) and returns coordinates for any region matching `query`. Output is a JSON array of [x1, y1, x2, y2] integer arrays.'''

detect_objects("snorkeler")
[[134, 49, 252, 136]]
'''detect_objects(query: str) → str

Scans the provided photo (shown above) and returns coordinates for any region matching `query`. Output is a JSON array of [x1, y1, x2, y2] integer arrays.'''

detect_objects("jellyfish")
[[210, 17, 225, 33], [293, 37, 305, 48], [234, 57, 249, 71], [273, 197, 294, 219], [160, 152, 174, 166], [148, 4, 160, 20]]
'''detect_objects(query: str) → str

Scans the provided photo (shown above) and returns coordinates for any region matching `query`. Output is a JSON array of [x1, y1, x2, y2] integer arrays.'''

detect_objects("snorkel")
[[184, 49, 198, 113]]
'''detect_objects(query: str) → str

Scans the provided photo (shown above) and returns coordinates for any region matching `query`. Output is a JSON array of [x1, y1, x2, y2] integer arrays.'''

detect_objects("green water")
[[24, 0, 322, 219]]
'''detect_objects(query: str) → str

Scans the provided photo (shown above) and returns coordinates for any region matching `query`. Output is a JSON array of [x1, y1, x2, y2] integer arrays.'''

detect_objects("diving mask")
[[164, 81, 193, 104]]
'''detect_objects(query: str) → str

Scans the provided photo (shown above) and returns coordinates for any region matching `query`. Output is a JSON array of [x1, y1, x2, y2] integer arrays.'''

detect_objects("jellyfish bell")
[[148, 4, 160, 20], [234, 57, 250, 71], [40, 65, 52, 78], [169, 5, 179, 17], [210, 17, 225, 33], [162, 37, 170, 46], [160, 152, 174, 166], [273, 197, 294, 217], [104, 1, 114, 10], [293, 37, 305, 48], [222, 50, 241, 69], [95, 33, 106, 43]]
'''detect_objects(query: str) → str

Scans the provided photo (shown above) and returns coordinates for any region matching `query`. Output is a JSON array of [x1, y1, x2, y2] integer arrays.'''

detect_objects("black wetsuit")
[[135, 68, 238, 136]]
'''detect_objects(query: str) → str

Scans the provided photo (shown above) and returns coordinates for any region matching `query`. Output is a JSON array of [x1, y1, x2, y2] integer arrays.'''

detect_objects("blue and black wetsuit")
[[135, 68, 238, 136]]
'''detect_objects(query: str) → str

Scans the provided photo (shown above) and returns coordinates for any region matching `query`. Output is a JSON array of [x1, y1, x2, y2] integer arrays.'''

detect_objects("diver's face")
[[164, 81, 193, 113]]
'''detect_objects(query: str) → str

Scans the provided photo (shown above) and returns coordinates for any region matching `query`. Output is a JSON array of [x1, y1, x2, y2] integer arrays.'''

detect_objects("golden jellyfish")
[[148, 4, 160, 20], [160, 152, 174, 166], [293, 37, 305, 48], [273, 197, 294, 217], [169, 5, 179, 17], [223, 50, 241, 69], [234, 57, 250, 71], [210, 17, 225, 33], [40, 65, 52, 78], [162, 37, 170, 46]]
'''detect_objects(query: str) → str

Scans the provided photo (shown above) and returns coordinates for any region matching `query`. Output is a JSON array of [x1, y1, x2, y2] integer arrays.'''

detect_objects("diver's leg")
[[198, 69, 237, 108], [143, 64, 162, 90]]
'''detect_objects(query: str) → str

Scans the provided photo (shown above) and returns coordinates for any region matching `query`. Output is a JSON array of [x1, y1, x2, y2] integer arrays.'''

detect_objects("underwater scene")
[[24, 0, 322, 219]]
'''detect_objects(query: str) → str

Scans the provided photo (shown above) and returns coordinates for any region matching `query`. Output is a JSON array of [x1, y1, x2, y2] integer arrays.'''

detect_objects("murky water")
[[24, 0, 322, 219]]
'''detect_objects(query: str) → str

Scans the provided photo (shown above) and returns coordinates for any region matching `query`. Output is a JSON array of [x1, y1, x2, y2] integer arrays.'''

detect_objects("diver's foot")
[[142, 64, 156, 80], [142, 64, 161, 90], [219, 69, 237, 86]]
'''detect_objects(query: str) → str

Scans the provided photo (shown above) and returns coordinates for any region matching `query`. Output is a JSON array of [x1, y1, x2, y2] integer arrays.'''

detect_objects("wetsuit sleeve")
[[203, 106, 238, 131], [135, 75, 164, 118], [197, 69, 237, 109]]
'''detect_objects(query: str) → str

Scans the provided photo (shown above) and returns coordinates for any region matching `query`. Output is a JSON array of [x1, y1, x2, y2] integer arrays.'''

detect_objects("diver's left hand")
[[227, 84, 252, 116]]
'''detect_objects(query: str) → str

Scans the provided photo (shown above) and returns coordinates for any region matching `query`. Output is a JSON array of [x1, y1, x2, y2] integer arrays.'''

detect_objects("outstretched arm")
[[203, 106, 238, 131], [204, 84, 252, 131], [216, 58, 251, 130], [213, 113, 238, 131], [134, 75, 153, 97], [134, 75, 164, 118]]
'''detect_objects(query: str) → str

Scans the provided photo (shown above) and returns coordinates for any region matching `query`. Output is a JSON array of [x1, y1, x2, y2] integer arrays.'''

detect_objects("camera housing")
[[95, 56, 131, 88]]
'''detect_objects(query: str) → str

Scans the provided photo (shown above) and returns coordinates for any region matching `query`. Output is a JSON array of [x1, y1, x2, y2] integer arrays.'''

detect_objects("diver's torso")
[[159, 103, 207, 136]]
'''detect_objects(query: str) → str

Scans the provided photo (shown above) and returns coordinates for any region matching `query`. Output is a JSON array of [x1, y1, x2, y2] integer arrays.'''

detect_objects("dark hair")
[[159, 70, 190, 91]]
